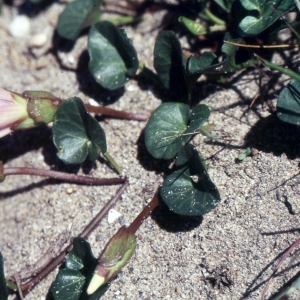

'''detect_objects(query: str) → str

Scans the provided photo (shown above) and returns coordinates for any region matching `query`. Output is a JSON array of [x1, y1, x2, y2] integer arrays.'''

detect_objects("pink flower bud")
[[0, 88, 62, 138], [0, 89, 30, 138]]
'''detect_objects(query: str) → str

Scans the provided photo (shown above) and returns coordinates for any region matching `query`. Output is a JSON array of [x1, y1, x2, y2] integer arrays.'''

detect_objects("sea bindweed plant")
[[3, 0, 300, 299]]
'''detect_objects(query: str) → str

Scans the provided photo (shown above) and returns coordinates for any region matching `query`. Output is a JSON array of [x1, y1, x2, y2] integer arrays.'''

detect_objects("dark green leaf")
[[66, 238, 98, 273], [187, 52, 219, 74], [57, 0, 103, 40], [277, 79, 300, 125], [161, 144, 220, 216], [185, 104, 210, 136], [196, 34, 244, 74], [51, 269, 85, 300], [145, 103, 210, 159], [154, 31, 189, 102], [88, 21, 139, 90], [238, 0, 295, 36], [0, 253, 8, 300], [52, 238, 108, 299], [145, 103, 189, 160], [53, 97, 107, 164]]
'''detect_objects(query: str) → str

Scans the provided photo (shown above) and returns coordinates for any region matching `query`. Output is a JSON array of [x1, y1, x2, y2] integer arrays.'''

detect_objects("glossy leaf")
[[57, 0, 103, 40], [145, 102, 210, 159], [66, 238, 98, 273], [277, 79, 300, 125], [53, 97, 107, 164], [0, 253, 8, 300], [52, 238, 108, 299], [187, 52, 219, 74], [88, 21, 139, 90], [238, 0, 295, 36], [51, 269, 85, 300], [154, 31, 189, 102], [161, 144, 220, 216], [194, 34, 244, 74]]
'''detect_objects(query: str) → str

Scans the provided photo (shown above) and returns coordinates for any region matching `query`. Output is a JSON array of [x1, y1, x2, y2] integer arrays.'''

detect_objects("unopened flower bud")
[[178, 17, 207, 35], [0, 88, 62, 138], [87, 226, 136, 295], [23, 90, 62, 124]]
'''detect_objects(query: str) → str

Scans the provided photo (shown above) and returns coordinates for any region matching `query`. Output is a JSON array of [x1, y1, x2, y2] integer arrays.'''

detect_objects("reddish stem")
[[85, 104, 149, 122], [11, 180, 129, 297], [128, 187, 160, 234], [261, 236, 300, 300], [3, 167, 125, 186]]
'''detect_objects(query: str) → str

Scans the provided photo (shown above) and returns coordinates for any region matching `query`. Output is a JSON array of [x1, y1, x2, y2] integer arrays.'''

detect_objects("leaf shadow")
[[0, 178, 60, 201], [244, 114, 300, 159], [151, 200, 203, 233], [0, 126, 96, 176], [16, 0, 56, 17], [0, 126, 52, 164]]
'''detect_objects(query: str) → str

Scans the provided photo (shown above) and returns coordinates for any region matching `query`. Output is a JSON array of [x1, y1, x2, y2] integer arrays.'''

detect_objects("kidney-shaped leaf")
[[161, 145, 220, 216], [145, 103, 210, 160], [57, 0, 103, 40], [188, 34, 243, 74], [154, 31, 189, 102], [277, 79, 300, 125], [187, 52, 219, 74], [52, 238, 108, 299], [53, 97, 107, 164], [88, 21, 139, 90], [238, 0, 295, 36], [51, 269, 85, 300]]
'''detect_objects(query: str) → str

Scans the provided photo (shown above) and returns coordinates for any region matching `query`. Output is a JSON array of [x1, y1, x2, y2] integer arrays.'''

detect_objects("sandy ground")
[[0, 2, 300, 300]]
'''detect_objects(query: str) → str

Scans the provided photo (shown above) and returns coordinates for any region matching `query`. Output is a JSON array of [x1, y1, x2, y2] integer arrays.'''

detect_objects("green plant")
[[2, 0, 300, 299]]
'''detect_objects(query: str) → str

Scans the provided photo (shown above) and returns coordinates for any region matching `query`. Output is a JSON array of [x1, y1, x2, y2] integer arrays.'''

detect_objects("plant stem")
[[3, 167, 125, 186], [229, 58, 257, 73], [85, 103, 148, 122], [11, 180, 129, 297], [260, 236, 300, 300], [224, 40, 296, 49], [104, 15, 142, 26], [254, 54, 300, 82], [204, 7, 225, 25], [128, 188, 160, 234], [200, 127, 219, 140], [103, 151, 122, 175]]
